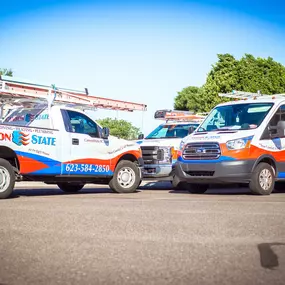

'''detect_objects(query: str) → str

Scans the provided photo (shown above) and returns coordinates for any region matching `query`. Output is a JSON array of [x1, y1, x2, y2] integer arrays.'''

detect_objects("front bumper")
[[174, 160, 255, 184], [142, 164, 173, 179]]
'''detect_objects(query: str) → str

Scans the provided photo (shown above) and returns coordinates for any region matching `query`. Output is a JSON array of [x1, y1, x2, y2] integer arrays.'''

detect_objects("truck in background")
[[174, 90, 285, 195], [137, 109, 206, 186], [0, 75, 147, 199]]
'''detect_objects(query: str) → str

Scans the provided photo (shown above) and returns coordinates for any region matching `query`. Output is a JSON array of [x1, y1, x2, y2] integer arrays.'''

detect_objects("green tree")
[[97, 117, 140, 140], [174, 54, 285, 112], [0, 68, 13, 76]]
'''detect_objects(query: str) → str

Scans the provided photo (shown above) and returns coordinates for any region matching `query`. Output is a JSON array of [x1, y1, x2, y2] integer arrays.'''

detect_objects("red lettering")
[[0, 133, 11, 141]]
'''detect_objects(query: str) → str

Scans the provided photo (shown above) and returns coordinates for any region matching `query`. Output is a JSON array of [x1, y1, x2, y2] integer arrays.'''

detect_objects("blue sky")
[[1, 0, 285, 135]]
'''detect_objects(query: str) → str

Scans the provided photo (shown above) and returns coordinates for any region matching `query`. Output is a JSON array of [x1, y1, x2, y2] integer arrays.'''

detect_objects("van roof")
[[217, 97, 285, 107]]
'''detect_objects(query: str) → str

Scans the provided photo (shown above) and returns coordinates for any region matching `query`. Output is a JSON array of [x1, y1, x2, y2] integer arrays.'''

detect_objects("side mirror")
[[138, 133, 144, 140], [102, 127, 110, 139], [188, 126, 195, 134], [277, 121, 285, 138]]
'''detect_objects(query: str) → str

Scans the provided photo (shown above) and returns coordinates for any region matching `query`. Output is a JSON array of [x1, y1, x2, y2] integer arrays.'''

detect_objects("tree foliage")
[[97, 117, 140, 140], [0, 68, 13, 76], [174, 54, 285, 112]]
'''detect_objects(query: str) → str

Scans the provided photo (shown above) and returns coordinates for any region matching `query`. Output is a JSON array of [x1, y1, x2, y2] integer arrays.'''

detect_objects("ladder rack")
[[219, 90, 285, 100], [0, 76, 147, 112], [154, 109, 207, 123]]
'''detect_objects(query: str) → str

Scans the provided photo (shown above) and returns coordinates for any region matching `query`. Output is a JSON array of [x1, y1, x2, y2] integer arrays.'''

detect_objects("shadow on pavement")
[[258, 243, 285, 269], [9, 187, 141, 199]]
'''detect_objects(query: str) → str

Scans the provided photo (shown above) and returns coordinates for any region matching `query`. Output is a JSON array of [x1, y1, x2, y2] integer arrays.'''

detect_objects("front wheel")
[[249, 162, 274, 195], [0, 158, 15, 199], [57, 183, 85, 193], [109, 160, 141, 193]]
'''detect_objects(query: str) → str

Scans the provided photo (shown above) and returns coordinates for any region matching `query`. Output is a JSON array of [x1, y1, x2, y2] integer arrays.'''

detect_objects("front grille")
[[185, 171, 215, 176], [141, 146, 159, 165], [183, 142, 221, 160]]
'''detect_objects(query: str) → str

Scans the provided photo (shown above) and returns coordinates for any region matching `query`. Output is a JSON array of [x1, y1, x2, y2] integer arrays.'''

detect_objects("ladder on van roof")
[[0, 75, 147, 112], [219, 90, 285, 100]]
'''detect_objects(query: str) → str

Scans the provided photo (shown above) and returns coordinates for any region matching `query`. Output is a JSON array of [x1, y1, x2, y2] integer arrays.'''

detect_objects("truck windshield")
[[197, 102, 273, 132], [145, 123, 199, 139]]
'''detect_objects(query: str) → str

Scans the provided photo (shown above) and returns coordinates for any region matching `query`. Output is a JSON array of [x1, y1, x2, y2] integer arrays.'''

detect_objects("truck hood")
[[184, 129, 257, 144], [136, 138, 182, 149]]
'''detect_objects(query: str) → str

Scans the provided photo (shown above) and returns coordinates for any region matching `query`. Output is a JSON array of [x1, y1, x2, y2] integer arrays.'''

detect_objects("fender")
[[251, 154, 277, 174]]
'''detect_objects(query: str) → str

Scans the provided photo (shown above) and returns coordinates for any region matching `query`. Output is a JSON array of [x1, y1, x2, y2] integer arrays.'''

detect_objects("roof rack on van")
[[219, 90, 285, 100], [0, 75, 147, 112], [154, 109, 207, 122]]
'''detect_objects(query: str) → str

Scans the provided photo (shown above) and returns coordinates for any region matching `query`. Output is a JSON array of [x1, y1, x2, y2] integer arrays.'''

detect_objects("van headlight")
[[226, 137, 253, 150], [157, 146, 172, 164]]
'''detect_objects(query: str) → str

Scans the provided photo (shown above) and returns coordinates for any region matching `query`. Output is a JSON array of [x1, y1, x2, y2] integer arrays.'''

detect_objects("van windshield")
[[146, 123, 199, 139], [197, 103, 273, 132]]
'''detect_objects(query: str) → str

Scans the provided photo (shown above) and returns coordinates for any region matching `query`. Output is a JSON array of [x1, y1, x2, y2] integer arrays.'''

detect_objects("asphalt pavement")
[[0, 181, 285, 285]]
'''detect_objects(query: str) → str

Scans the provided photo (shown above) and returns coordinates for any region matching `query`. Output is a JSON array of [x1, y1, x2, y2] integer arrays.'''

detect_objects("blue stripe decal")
[[15, 151, 60, 165], [277, 172, 285, 179], [178, 155, 236, 164]]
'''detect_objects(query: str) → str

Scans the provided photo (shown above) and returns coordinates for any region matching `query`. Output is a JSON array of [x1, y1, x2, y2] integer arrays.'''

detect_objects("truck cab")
[[173, 91, 285, 195], [137, 109, 205, 180]]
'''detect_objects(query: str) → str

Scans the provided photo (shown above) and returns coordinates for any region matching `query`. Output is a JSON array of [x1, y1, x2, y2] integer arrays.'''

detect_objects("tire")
[[57, 183, 84, 193], [109, 160, 141, 193], [249, 162, 274, 195], [0, 158, 15, 199], [187, 183, 209, 194]]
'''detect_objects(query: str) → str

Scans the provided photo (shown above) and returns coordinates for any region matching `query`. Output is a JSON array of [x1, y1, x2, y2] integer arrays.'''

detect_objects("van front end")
[[173, 139, 255, 186]]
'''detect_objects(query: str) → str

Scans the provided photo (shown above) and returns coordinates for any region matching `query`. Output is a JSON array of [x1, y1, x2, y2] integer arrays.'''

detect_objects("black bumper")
[[174, 160, 255, 184]]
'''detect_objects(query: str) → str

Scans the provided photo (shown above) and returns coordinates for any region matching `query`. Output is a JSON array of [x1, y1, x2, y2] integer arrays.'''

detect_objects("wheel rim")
[[259, 169, 272, 191], [117, 167, 136, 188], [0, 166, 10, 193]]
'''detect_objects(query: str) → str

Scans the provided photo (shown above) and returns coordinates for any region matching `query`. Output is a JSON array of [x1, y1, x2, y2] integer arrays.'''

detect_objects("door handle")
[[72, 138, 79, 145]]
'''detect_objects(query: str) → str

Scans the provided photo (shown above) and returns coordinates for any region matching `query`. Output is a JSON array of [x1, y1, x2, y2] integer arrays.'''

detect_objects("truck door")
[[61, 109, 111, 176], [260, 104, 285, 177]]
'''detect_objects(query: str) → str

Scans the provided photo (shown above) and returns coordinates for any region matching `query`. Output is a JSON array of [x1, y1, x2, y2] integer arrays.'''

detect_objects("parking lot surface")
[[1, 181, 285, 285]]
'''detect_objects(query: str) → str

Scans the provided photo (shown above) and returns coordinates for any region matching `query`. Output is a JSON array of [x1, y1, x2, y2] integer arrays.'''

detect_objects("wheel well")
[[257, 157, 276, 175], [117, 154, 138, 165], [0, 146, 19, 171]]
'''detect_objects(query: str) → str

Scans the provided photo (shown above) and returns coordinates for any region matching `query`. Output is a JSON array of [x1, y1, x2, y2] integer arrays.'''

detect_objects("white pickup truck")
[[0, 98, 144, 199]]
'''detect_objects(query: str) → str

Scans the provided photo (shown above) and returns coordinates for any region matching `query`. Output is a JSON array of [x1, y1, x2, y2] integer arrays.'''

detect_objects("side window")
[[261, 105, 285, 139], [65, 110, 99, 137], [269, 105, 285, 130]]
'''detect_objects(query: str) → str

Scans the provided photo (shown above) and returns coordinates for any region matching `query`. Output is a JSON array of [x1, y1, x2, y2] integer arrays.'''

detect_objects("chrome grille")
[[183, 142, 221, 160]]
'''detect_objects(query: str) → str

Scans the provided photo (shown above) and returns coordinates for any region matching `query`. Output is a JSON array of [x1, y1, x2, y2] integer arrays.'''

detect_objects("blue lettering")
[[31, 135, 56, 146]]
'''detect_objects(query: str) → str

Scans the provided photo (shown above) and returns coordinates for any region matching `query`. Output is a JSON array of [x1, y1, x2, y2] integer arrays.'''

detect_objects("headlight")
[[226, 136, 253, 150], [179, 140, 186, 151], [157, 146, 172, 164]]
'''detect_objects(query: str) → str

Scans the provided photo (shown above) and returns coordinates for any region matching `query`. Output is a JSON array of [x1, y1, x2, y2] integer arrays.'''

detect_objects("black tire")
[[0, 158, 15, 199], [249, 162, 274, 195], [57, 183, 84, 193], [187, 183, 209, 194], [109, 160, 141, 193]]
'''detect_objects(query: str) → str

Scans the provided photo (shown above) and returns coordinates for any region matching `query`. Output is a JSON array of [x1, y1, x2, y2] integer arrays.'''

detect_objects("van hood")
[[184, 129, 257, 144]]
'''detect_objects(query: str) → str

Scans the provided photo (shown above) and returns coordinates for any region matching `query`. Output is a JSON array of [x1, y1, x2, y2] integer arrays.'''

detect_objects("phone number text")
[[65, 163, 110, 173]]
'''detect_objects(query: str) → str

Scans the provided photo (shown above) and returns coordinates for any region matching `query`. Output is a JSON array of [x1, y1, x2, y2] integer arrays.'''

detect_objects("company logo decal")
[[12, 130, 29, 146], [10, 131, 56, 147]]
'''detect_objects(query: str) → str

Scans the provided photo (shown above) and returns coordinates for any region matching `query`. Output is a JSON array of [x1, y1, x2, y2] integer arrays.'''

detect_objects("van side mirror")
[[277, 121, 285, 138], [188, 126, 195, 134], [102, 127, 110, 139], [138, 133, 144, 140]]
